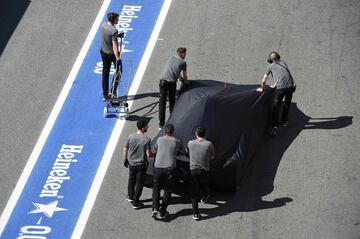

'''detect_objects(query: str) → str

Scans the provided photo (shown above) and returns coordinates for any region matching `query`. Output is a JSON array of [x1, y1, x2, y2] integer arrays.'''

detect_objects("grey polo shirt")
[[125, 133, 151, 166], [101, 22, 118, 54], [265, 60, 295, 89], [160, 55, 187, 83], [154, 135, 183, 169], [188, 138, 214, 171]]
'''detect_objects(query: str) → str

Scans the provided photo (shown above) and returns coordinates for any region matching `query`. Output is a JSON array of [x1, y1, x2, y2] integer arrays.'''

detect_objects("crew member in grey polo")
[[126, 133, 151, 166], [123, 119, 151, 209], [257, 52, 296, 137], [188, 138, 215, 171], [187, 127, 214, 220], [100, 12, 121, 100], [265, 60, 294, 89], [158, 47, 189, 128], [154, 135, 183, 169], [160, 55, 187, 83], [152, 124, 185, 219]]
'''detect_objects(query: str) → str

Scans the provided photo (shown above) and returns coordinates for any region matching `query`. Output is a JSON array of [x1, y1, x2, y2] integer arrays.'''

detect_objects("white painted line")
[[71, 0, 173, 238], [0, 0, 111, 236]]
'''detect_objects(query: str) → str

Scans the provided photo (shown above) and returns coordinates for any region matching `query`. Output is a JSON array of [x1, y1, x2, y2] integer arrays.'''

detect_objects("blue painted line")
[[1, 0, 164, 238]]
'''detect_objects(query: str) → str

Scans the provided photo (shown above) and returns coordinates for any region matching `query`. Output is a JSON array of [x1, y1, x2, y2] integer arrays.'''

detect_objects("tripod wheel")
[[103, 107, 108, 118]]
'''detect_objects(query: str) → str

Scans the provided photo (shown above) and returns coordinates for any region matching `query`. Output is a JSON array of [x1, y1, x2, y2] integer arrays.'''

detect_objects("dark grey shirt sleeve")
[[182, 61, 187, 72], [154, 139, 158, 153], [146, 138, 151, 151], [112, 29, 118, 42], [265, 65, 272, 76]]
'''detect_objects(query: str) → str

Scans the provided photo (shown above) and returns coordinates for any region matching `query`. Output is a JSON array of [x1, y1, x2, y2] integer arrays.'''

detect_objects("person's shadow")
[[122, 89, 183, 120], [149, 103, 353, 222]]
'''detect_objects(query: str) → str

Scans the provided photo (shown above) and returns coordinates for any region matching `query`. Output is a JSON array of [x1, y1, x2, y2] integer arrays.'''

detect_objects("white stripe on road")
[[0, 0, 111, 235], [71, 0, 172, 238]]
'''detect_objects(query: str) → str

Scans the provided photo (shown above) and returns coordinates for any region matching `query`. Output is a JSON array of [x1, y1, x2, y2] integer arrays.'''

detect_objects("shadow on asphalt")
[[128, 101, 158, 120], [126, 90, 185, 119], [0, 0, 30, 57], [139, 103, 353, 222], [129, 92, 160, 100]]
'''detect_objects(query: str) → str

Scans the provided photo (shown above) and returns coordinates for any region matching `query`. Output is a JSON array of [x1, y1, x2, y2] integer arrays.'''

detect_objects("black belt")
[[278, 86, 295, 89], [278, 85, 296, 93], [100, 49, 115, 56], [160, 79, 176, 84]]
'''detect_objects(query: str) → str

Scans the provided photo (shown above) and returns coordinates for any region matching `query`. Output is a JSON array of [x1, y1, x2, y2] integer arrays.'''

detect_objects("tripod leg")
[[110, 60, 122, 97]]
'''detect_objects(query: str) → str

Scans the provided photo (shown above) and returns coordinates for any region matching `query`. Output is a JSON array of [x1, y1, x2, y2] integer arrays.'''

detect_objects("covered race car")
[[147, 80, 274, 191]]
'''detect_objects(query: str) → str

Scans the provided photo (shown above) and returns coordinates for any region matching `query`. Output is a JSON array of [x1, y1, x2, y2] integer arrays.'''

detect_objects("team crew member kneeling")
[[188, 127, 215, 221], [152, 124, 186, 220], [123, 119, 152, 209]]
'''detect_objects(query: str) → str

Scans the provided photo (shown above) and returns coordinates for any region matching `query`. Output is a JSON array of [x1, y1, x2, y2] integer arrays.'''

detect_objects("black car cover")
[[148, 80, 274, 191]]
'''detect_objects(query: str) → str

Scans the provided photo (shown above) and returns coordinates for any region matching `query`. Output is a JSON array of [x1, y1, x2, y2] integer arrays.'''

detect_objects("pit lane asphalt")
[[0, 0, 102, 218], [1, 0, 359, 239]]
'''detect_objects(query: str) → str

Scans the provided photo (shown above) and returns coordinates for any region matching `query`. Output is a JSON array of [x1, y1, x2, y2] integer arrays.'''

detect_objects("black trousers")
[[272, 87, 295, 127], [100, 50, 121, 97], [158, 80, 177, 126], [128, 164, 146, 202], [190, 169, 210, 214], [152, 167, 174, 213]]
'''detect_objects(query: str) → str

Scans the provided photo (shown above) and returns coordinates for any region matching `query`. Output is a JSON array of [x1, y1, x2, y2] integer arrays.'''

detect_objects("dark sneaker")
[[200, 194, 210, 204], [193, 213, 201, 221], [103, 95, 109, 101], [281, 121, 288, 127], [151, 210, 159, 219], [125, 195, 134, 203], [158, 211, 169, 219], [132, 201, 144, 209], [269, 127, 278, 137], [158, 125, 164, 131]]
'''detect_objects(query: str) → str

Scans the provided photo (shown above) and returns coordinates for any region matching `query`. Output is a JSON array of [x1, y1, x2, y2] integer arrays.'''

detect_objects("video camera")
[[118, 31, 125, 38]]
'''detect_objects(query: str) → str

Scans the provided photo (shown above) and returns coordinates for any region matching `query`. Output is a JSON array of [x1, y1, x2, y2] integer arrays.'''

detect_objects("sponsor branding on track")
[[17, 145, 83, 238], [39, 145, 83, 198], [94, 5, 141, 75], [0, 0, 171, 238]]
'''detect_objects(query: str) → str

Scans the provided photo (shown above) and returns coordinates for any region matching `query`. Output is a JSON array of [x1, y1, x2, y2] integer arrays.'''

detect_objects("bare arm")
[[112, 40, 120, 60], [123, 147, 128, 159], [146, 149, 153, 158], [257, 74, 268, 92], [181, 70, 188, 82], [179, 70, 188, 85], [260, 74, 268, 90]]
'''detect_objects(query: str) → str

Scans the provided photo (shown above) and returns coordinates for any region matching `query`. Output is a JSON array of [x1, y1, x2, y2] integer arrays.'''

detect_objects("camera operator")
[[257, 52, 296, 136], [100, 12, 123, 100]]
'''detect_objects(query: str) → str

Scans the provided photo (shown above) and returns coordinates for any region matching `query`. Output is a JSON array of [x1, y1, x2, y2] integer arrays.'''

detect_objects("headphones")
[[267, 52, 281, 63]]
